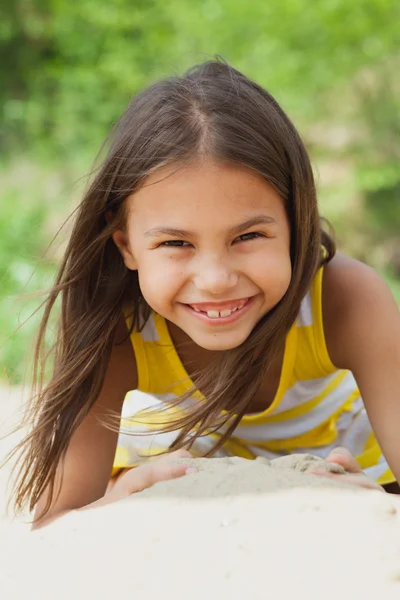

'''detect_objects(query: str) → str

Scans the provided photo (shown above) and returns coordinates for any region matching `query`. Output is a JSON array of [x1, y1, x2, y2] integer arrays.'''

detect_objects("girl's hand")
[[108, 449, 196, 500], [34, 451, 196, 529], [312, 447, 384, 492]]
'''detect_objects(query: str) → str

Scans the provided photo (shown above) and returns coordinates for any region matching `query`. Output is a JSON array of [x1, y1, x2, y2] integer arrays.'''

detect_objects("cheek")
[[251, 249, 292, 293], [137, 256, 186, 302]]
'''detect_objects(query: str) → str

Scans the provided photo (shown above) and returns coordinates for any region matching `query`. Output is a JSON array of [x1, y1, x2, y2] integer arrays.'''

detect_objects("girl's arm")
[[323, 254, 400, 484], [32, 316, 138, 528]]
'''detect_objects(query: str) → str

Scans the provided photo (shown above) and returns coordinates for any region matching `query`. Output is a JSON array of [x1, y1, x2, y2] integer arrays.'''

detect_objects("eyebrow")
[[144, 215, 277, 238]]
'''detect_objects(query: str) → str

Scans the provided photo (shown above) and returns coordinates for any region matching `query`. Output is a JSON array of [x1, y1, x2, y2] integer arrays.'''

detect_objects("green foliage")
[[0, 0, 399, 380], [0, 163, 59, 383], [1, 0, 399, 151], [0, 230, 54, 385]]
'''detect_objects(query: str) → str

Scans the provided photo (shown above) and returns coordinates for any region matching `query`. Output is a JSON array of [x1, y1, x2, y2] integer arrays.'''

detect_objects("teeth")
[[190, 299, 248, 319], [206, 307, 239, 318]]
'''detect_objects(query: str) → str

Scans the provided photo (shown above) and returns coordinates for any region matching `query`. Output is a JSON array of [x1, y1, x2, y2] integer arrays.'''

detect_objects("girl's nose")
[[193, 258, 238, 294]]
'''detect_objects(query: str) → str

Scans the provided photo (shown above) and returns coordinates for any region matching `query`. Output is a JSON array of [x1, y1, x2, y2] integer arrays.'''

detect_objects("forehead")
[[127, 160, 285, 224]]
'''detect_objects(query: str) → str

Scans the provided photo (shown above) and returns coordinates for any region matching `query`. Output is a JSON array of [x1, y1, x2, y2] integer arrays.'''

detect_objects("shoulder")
[[322, 252, 389, 308], [321, 253, 400, 370]]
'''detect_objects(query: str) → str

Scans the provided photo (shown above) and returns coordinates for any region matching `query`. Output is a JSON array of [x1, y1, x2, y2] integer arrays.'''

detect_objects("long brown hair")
[[9, 58, 335, 516]]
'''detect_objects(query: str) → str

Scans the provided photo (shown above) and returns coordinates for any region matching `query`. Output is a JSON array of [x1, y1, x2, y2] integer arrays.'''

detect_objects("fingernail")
[[185, 467, 197, 475], [331, 447, 346, 456]]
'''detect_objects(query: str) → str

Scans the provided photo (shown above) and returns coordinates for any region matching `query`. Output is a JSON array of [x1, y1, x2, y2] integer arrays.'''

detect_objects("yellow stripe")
[[249, 390, 358, 451], [113, 445, 131, 467], [356, 430, 381, 470], [240, 324, 298, 426], [355, 449, 381, 471], [355, 433, 396, 485], [259, 371, 348, 425], [364, 430, 379, 453], [111, 467, 124, 477], [124, 310, 150, 391], [354, 431, 396, 485], [120, 404, 182, 430], [113, 444, 175, 469], [377, 468, 396, 486], [250, 419, 338, 452], [223, 438, 256, 459], [355, 430, 397, 483], [155, 314, 202, 397], [312, 267, 336, 374]]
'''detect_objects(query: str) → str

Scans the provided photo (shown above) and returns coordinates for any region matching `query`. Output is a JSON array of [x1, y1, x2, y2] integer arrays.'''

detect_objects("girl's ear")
[[112, 230, 138, 270]]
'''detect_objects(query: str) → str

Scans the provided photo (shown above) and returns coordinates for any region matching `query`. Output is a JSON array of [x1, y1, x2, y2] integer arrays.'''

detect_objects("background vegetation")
[[1, 0, 399, 382]]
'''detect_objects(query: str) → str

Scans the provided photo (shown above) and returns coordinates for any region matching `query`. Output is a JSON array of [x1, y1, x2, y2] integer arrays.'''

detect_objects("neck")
[[167, 321, 218, 378]]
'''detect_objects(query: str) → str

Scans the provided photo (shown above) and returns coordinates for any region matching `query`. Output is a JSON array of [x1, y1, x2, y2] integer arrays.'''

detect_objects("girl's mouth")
[[182, 296, 256, 325]]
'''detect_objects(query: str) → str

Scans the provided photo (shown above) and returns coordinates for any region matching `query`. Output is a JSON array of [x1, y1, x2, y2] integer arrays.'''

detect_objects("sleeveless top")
[[113, 267, 394, 485]]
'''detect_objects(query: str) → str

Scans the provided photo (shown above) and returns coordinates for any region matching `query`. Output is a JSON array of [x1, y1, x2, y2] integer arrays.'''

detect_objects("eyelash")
[[159, 232, 265, 248]]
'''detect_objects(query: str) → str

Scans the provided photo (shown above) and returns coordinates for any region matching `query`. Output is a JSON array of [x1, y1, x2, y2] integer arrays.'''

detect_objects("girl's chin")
[[187, 331, 249, 351]]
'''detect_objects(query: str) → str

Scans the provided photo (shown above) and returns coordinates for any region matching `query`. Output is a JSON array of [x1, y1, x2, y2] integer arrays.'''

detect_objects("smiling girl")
[[10, 59, 400, 527]]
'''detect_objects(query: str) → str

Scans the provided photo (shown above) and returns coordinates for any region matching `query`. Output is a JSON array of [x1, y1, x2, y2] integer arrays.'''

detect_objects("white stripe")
[[124, 374, 355, 420], [140, 314, 160, 342], [117, 428, 179, 451], [247, 443, 353, 462], [364, 454, 390, 482], [118, 423, 229, 459], [188, 435, 230, 457], [270, 372, 348, 416], [336, 402, 373, 457], [234, 371, 358, 442], [122, 390, 198, 418], [122, 390, 165, 417], [246, 445, 285, 460], [296, 291, 313, 327], [245, 444, 351, 462]]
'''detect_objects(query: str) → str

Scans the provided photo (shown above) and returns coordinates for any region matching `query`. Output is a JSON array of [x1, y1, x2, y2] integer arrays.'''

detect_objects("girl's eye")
[[160, 240, 191, 247], [235, 232, 264, 242], [158, 233, 264, 248]]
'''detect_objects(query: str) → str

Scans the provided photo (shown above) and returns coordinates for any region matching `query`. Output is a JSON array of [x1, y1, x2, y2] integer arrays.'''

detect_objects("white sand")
[[1, 387, 400, 599]]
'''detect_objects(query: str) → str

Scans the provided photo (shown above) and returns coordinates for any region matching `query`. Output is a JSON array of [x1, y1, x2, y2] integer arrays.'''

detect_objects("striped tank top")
[[113, 267, 394, 485]]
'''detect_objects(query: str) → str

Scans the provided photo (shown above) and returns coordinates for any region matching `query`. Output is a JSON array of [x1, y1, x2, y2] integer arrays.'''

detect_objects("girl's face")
[[113, 159, 291, 351]]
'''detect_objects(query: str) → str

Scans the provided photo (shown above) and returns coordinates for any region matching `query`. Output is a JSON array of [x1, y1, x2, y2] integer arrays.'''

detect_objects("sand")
[[1, 387, 400, 599]]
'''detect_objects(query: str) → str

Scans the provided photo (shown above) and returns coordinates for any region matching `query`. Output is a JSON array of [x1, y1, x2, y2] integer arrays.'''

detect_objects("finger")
[[312, 471, 384, 491], [130, 462, 194, 493], [325, 447, 363, 474], [159, 449, 193, 462]]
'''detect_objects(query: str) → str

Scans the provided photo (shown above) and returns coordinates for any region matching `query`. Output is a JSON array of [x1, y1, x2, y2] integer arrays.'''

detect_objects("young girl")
[[10, 59, 400, 528]]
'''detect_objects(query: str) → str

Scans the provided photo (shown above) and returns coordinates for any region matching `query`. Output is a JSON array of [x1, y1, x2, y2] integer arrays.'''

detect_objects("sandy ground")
[[0, 386, 28, 522], [1, 386, 400, 599]]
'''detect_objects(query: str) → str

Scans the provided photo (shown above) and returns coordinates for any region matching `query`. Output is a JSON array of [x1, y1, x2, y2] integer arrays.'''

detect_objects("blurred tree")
[[1, 0, 399, 153], [0, 0, 399, 380], [0, 183, 54, 382], [0, 0, 55, 148]]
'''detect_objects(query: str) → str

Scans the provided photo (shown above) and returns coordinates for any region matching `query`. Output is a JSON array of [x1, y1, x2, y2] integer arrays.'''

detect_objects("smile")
[[182, 296, 256, 324]]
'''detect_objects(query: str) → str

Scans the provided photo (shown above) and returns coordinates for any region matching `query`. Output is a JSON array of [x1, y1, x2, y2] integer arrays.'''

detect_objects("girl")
[[10, 59, 400, 528]]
